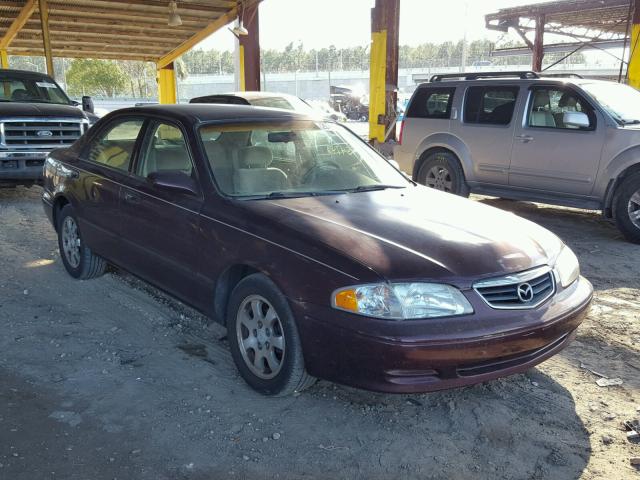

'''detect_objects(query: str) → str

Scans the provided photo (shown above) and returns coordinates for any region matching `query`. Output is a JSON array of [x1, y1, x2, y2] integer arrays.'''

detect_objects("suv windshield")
[[200, 121, 409, 198], [581, 82, 640, 125], [0, 73, 71, 105]]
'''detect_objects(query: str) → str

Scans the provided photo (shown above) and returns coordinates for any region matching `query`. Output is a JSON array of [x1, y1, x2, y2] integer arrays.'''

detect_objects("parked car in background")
[[43, 104, 592, 396], [0, 68, 97, 188], [395, 71, 640, 243], [308, 100, 347, 122], [189, 91, 320, 115]]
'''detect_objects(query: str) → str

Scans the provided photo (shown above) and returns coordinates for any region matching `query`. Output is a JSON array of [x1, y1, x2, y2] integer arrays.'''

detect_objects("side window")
[[137, 122, 194, 177], [464, 86, 519, 125], [406, 87, 455, 119], [527, 87, 596, 130], [86, 119, 144, 172]]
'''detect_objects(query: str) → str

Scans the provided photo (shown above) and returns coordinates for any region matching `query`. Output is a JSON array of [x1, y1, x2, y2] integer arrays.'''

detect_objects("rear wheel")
[[417, 151, 469, 197], [614, 172, 640, 244], [57, 204, 107, 279], [227, 274, 315, 396]]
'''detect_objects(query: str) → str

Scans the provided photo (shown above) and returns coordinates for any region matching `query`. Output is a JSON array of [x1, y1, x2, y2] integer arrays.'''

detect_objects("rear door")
[[76, 117, 145, 261], [452, 84, 521, 185], [509, 85, 605, 195]]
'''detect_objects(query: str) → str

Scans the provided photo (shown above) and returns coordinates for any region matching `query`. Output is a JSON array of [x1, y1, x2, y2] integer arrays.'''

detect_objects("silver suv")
[[394, 71, 640, 243]]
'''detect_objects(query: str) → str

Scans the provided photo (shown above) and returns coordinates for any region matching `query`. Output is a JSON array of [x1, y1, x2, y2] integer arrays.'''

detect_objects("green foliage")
[[65, 59, 128, 98]]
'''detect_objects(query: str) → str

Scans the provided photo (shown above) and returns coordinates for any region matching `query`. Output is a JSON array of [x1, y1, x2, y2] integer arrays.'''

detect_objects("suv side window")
[[86, 118, 144, 172], [464, 86, 519, 125], [527, 87, 596, 130], [137, 122, 194, 177], [406, 87, 456, 119]]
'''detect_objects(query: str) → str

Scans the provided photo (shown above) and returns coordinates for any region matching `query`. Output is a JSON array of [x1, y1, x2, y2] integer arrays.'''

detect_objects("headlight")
[[554, 245, 579, 287], [332, 283, 473, 320]]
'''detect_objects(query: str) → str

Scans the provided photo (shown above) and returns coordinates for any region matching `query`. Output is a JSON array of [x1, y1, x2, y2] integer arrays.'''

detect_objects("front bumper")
[[294, 275, 593, 393], [0, 151, 46, 184]]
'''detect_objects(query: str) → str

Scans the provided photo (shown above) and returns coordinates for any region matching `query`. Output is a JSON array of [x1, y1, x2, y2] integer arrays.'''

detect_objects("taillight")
[[398, 120, 404, 145]]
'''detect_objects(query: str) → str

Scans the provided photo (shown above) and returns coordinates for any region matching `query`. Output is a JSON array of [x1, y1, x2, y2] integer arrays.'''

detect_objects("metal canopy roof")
[[486, 0, 631, 37], [0, 0, 247, 64]]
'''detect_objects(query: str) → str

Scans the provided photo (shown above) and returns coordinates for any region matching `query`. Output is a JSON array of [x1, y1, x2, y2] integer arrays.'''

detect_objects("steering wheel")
[[301, 161, 341, 185]]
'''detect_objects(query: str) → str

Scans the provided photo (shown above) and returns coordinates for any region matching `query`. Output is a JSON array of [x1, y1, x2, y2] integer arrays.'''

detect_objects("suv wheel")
[[227, 274, 316, 396], [57, 204, 107, 279], [614, 172, 640, 244], [417, 151, 469, 197]]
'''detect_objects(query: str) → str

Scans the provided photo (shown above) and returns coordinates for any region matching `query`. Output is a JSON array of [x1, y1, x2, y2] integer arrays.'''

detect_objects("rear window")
[[464, 86, 519, 125], [406, 87, 455, 119]]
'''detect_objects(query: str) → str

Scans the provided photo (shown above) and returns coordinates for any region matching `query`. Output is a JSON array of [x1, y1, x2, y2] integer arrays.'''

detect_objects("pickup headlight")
[[554, 245, 580, 287], [332, 283, 473, 320]]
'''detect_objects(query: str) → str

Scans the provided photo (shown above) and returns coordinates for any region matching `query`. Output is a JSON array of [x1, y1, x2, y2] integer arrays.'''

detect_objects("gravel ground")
[[0, 186, 639, 480]]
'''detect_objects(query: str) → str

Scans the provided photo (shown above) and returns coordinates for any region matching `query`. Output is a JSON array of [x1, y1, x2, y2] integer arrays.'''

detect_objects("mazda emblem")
[[37, 130, 53, 137], [517, 283, 534, 303]]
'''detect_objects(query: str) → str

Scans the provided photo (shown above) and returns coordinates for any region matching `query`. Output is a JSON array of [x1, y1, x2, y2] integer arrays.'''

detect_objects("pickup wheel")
[[614, 172, 640, 244], [227, 274, 315, 396], [417, 151, 470, 197], [57, 204, 107, 279]]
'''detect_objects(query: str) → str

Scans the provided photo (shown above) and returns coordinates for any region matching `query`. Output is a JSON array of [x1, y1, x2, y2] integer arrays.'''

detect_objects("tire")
[[417, 150, 470, 197], [227, 274, 315, 396], [57, 204, 107, 279], [613, 172, 640, 244]]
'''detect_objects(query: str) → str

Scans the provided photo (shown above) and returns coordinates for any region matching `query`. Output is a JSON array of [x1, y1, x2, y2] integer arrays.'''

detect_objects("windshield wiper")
[[245, 190, 347, 200], [344, 184, 406, 193], [621, 119, 640, 125]]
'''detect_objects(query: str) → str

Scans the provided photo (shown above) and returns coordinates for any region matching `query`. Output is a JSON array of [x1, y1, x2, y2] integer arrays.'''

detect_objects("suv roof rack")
[[429, 71, 540, 82], [539, 72, 584, 79]]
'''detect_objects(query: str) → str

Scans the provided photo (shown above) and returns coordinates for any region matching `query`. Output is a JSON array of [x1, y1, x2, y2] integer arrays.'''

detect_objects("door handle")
[[516, 134, 534, 143], [123, 191, 141, 204]]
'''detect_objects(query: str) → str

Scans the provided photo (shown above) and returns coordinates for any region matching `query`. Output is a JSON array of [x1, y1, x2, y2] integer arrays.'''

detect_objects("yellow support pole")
[[0, 49, 8, 68], [157, 62, 177, 104], [369, 30, 387, 143], [238, 45, 246, 91], [629, 4, 640, 89]]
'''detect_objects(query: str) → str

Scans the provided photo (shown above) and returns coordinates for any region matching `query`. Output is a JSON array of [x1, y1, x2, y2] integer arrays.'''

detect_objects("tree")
[[65, 59, 127, 98]]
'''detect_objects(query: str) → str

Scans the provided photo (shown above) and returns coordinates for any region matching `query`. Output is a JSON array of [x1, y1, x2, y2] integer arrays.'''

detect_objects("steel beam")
[[629, 0, 640, 88], [157, 61, 177, 104], [369, 0, 400, 143], [38, 0, 54, 77], [238, 1, 260, 91]]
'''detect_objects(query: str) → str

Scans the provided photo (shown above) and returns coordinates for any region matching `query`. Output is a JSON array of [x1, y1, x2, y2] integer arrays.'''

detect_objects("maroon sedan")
[[42, 105, 592, 396]]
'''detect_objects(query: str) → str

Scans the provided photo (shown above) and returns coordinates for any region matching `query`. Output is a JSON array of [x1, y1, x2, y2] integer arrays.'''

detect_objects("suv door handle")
[[516, 134, 534, 143], [123, 191, 141, 204]]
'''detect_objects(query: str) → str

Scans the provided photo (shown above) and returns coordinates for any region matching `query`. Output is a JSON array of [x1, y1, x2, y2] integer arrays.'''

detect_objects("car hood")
[[0, 102, 86, 118], [257, 187, 563, 286]]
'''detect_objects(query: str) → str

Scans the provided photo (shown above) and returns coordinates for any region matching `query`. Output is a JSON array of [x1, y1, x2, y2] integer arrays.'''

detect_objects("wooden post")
[[532, 14, 545, 72], [238, 2, 260, 91], [38, 0, 54, 77], [0, 50, 8, 68], [157, 62, 177, 104]]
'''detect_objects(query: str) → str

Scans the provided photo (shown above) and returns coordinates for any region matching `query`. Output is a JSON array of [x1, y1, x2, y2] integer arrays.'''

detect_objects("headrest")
[[239, 146, 273, 168], [558, 93, 577, 108], [11, 89, 29, 101], [204, 141, 225, 159], [533, 91, 550, 109]]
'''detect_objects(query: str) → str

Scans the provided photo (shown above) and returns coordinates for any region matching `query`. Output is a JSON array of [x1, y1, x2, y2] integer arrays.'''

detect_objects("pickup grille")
[[1, 119, 85, 150], [474, 266, 555, 310]]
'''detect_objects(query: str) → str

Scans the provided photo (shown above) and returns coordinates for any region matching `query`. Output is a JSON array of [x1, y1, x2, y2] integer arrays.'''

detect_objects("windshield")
[[581, 82, 640, 124], [200, 121, 409, 198], [0, 74, 71, 104]]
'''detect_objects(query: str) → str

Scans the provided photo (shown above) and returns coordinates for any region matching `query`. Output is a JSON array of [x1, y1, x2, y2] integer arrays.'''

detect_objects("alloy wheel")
[[61, 216, 81, 268], [426, 166, 453, 192], [629, 189, 640, 229], [236, 295, 285, 380]]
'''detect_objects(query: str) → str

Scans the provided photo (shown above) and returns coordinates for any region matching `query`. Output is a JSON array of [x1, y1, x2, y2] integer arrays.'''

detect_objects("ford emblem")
[[37, 130, 53, 137]]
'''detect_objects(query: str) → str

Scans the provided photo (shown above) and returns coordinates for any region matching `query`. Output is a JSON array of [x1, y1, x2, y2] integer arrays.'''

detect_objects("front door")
[[118, 120, 207, 310], [509, 85, 606, 195]]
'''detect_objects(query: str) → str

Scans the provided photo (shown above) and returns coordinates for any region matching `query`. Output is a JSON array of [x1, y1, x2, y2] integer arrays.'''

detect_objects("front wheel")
[[57, 204, 107, 279], [417, 151, 469, 197], [227, 274, 315, 396], [613, 172, 640, 244]]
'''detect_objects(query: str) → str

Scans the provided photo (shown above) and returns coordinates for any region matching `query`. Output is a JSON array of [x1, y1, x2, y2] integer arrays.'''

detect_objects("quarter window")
[[137, 122, 194, 177], [464, 86, 519, 125], [86, 119, 144, 172], [527, 87, 595, 130], [406, 88, 455, 119]]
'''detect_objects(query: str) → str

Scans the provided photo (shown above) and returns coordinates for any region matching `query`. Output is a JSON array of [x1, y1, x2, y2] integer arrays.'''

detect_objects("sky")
[[198, 0, 550, 52]]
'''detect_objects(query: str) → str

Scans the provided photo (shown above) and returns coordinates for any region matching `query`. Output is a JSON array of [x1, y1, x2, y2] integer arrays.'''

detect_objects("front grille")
[[474, 266, 555, 309], [1, 119, 84, 150]]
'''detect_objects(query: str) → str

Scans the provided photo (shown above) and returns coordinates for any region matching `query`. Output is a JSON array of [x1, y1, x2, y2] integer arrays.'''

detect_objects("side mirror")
[[147, 171, 198, 195], [563, 111, 590, 129], [82, 96, 95, 114]]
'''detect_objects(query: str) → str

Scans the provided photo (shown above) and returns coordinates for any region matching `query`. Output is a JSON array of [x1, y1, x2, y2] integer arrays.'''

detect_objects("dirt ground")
[[0, 186, 639, 480]]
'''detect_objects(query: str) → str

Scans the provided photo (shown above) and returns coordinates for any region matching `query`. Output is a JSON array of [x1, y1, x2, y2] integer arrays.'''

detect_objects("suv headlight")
[[554, 245, 580, 287], [332, 283, 473, 320]]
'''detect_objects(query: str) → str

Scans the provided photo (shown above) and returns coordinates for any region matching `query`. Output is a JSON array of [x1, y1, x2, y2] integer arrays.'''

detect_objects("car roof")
[[111, 103, 321, 124], [0, 68, 54, 80]]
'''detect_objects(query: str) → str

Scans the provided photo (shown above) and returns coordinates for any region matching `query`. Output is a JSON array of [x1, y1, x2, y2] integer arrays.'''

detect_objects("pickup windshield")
[[0, 73, 71, 105], [200, 121, 409, 198], [581, 82, 640, 125]]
